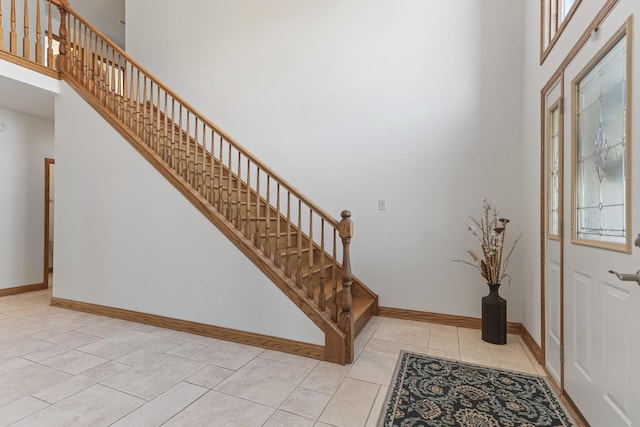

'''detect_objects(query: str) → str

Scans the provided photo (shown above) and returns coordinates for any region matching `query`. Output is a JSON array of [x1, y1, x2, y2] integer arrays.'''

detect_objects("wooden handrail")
[[60, 5, 339, 229], [54, 3, 364, 363]]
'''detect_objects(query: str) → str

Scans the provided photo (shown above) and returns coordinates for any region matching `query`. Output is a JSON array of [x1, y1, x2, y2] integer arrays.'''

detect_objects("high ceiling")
[[68, 0, 126, 48]]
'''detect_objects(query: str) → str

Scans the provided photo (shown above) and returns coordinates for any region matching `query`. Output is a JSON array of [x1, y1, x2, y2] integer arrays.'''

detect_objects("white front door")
[[544, 80, 564, 389], [562, 19, 640, 426]]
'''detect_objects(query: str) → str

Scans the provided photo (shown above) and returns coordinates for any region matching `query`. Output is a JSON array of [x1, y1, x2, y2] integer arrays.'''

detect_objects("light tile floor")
[[0, 288, 545, 426]]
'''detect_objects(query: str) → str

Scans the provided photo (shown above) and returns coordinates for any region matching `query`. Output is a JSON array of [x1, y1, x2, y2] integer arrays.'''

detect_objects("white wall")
[[125, 0, 527, 321], [53, 82, 324, 345], [0, 108, 54, 289]]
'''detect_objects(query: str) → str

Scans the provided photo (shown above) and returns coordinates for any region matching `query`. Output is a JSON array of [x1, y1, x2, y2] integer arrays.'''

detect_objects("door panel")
[[561, 17, 638, 426], [544, 79, 563, 388]]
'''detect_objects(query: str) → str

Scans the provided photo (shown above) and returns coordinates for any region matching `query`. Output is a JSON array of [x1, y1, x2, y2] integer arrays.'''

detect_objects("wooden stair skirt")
[[52, 4, 378, 364]]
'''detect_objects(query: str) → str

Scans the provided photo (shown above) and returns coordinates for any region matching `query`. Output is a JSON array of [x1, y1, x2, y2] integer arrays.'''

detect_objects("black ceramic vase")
[[481, 284, 507, 344]]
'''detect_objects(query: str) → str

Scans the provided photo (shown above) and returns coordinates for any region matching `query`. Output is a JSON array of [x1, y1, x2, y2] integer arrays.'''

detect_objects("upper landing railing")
[[1, 0, 360, 363]]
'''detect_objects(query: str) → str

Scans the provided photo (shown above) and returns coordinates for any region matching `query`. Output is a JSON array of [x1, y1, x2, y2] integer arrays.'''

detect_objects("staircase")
[[0, 0, 377, 363]]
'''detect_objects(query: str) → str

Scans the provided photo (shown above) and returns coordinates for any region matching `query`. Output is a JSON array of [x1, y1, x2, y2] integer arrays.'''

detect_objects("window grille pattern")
[[575, 36, 627, 244], [549, 107, 561, 236]]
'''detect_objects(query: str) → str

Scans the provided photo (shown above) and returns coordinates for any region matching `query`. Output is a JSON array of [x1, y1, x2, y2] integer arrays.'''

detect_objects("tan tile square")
[[259, 350, 320, 369], [280, 388, 331, 420], [12, 384, 143, 427], [165, 341, 207, 358], [0, 363, 70, 406], [110, 382, 208, 427], [319, 378, 380, 427], [163, 390, 273, 426], [33, 361, 130, 404], [365, 385, 388, 427], [116, 337, 184, 366], [299, 361, 351, 395], [39, 350, 109, 375], [264, 410, 315, 427], [372, 323, 429, 347], [0, 396, 49, 427], [102, 353, 206, 400], [77, 330, 161, 359], [185, 365, 235, 389], [215, 358, 310, 407], [190, 340, 263, 370], [44, 331, 102, 348], [348, 339, 428, 386]]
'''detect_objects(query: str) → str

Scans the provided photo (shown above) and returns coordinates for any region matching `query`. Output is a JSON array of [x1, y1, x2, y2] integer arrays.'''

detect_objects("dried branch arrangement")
[[455, 199, 521, 285]]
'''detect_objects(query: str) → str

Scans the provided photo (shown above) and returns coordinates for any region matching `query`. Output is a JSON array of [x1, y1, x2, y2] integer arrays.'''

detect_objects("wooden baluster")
[[156, 86, 161, 154], [10, 0, 17, 54], [110, 48, 115, 105], [274, 183, 280, 267], [296, 200, 303, 288], [35, 0, 42, 63], [245, 158, 251, 238], [332, 229, 338, 323], [264, 176, 271, 258], [338, 210, 354, 362], [193, 117, 199, 188], [253, 168, 260, 247], [128, 64, 135, 128], [120, 58, 127, 117], [306, 211, 313, 299], [319, 219, 326, 310], [143, 77, 149, 144], [46, 0, 53, 68], [87, 29, 93, 89], [209, 129, 215, 204], [178, 106, 184, 175], [285, 192, 292, 277], [170, 100, 176, 167], [218, 136, 224, 212], [21, 0, 28, 58], [202, 123, 207, 197], [226, 144, 232, 221], [98, 39, 105, 99], [235, 152, 241, 228], [163, 94, 168, 161], [57, 1, 68, 71], [73, 16, 79, 74], [185, 111, 191, 181]]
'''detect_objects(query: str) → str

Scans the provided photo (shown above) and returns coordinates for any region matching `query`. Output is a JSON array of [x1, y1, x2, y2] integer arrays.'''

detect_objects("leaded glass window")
[[574, 34, 629, 249], [548, 106, 561, 237]]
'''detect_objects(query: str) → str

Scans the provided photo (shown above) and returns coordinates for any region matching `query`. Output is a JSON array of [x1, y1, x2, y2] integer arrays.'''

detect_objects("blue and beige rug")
[[379, 352, 573, 426]]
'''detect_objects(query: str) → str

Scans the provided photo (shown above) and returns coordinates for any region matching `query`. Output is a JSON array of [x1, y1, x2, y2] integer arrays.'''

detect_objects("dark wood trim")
[[0, 50, 60, 79], [43, 158, 55, 289], [521, 325, 543, 365], [0, 283, 47, 297], [378, 307, 523, 335], [50, 297, 325, 360]]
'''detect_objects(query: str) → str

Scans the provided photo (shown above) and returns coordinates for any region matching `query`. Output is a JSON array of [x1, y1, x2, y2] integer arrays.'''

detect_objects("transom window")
[[541, 0, 581, 62]]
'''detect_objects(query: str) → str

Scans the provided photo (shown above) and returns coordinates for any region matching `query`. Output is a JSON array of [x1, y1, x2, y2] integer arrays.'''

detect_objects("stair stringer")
[[60, 71, 350, 364]]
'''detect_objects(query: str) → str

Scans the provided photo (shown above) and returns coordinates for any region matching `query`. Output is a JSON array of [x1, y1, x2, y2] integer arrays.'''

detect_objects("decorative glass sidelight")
[[574, 34, 628, 248], [548, 106, 561, 237]]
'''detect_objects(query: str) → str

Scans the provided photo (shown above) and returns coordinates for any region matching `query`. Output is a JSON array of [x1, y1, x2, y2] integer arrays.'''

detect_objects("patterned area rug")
[[379, 352, 573, 426]]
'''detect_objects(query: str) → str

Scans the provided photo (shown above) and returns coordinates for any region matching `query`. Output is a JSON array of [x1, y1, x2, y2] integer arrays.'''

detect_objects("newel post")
[[56, 0, 69, 72], [338, 210, 354, 363]]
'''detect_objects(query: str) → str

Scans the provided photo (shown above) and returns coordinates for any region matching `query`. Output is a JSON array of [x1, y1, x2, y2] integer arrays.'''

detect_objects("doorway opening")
[[43, 158, 55, 289]]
